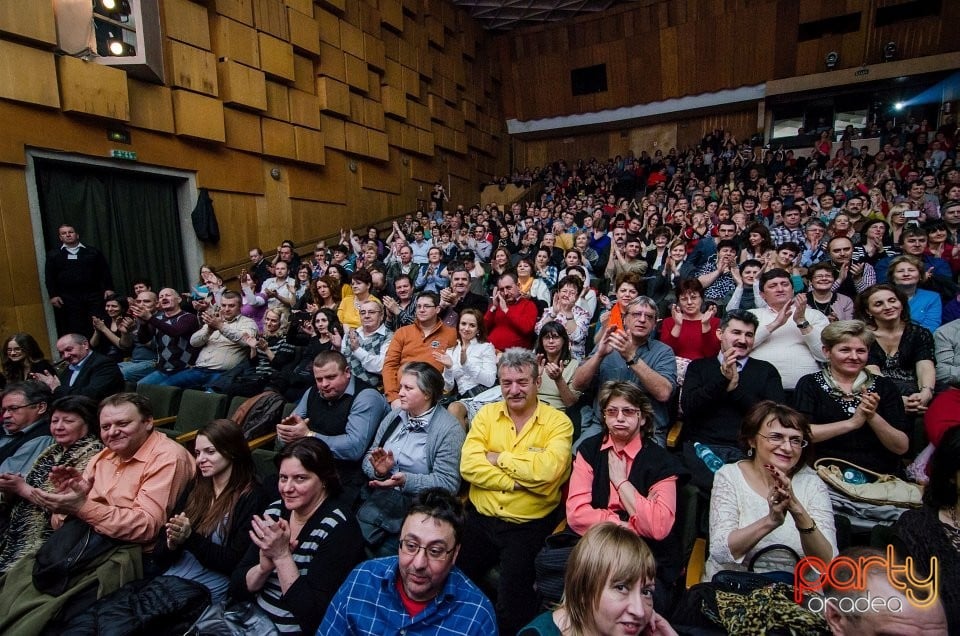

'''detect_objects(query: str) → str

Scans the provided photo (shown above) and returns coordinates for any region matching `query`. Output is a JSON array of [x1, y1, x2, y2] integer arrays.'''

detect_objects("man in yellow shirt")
[[458, 348, 573, 635]]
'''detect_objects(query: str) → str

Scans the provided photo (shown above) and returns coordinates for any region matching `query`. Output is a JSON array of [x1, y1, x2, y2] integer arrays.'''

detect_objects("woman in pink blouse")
[[566, 381, 689, 612]]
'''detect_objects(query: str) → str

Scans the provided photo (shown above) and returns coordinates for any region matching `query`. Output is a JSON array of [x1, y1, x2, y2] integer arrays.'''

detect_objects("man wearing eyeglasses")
[[320, 488, 496, 635], [573, 296, 676, 447], [0, 382, 53, 475], [381, 291, 457, 407]]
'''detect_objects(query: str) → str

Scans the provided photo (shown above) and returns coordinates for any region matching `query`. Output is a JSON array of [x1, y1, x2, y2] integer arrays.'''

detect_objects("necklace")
[[808, 292, 834, 315]]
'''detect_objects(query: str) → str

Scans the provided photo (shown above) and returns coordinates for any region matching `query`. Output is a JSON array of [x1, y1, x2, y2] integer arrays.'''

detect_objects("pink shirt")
[[566, 435, 677, 540], [53, 431, 195, 549]]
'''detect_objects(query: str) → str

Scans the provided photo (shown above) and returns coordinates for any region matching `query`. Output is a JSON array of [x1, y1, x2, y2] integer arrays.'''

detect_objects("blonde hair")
[[560, 523, 657, 635]]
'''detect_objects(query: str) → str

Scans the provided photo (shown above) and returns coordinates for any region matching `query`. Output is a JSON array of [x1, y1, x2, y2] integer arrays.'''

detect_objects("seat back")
[[226, 395, 247, 419], [137, 384, 183, 421], [165, 390, 228, 435]]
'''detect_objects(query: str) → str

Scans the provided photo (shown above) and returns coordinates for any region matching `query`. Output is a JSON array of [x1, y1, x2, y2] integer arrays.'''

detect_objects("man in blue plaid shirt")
[[317, 489, 497, 635]]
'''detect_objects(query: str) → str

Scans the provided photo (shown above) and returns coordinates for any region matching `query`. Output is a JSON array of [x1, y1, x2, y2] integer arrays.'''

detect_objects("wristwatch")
[[795, 320, 810, 329]]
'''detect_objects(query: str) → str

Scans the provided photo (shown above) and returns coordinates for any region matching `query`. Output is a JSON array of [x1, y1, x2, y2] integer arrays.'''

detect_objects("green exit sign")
[[110, 149, 138, 161]]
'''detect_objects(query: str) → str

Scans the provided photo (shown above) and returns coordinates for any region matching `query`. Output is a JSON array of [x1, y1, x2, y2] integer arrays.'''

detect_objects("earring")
[[747, 448, 755, 457]]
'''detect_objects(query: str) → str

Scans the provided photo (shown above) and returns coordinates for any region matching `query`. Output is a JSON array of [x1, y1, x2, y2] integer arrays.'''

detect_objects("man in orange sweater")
[[381, 291, 457, 407]]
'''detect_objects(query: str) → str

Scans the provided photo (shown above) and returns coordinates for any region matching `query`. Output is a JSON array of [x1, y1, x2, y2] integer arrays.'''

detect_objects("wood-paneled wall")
[[0, 0, 508, 349], [513, 107, 759, 170], [496, 0, 960, 122]]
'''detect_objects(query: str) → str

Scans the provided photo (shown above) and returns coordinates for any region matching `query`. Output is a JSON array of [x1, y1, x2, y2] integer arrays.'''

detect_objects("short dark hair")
[[739, 259, 763, 272], [759, 268, 792, 290], [2, 380, 53, 408], [716, 239, 738, 252], [720, 308, 759, 330], [675, 278, 704, 298], [313, 349, 348, 371], [406, 488, 466, 545], [100, 392, 153, 420], [50, 395, 98, 433], [807, 261, 839, 279], [739, 400, 813, 476], [276, 437, 341, 497], [900, 225, 926, 243], [351, 268, 372, 285]]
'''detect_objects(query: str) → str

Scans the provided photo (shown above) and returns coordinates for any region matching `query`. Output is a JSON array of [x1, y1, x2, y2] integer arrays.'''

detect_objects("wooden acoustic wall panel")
[[339, 20, 364, 59], [264, 80, 290, 119], [218, 59, 268, 110], [288, 157, 346, 203], [381, 85, 407, 119], [364, 98, 385, 130], [167, 41, 219, 96], [344, 53, 369, 92], [344, 121, 368, 155], [283, 0, 313, 16], [57, 56, 129, 121], [261, 117, 297, 158], [318, 42, 346, 82], [294, 126, 325, 164], [317, 0, 346, 14], [364, 33, 386, 72], [320, 114, 346, 150], [0, 0, 56, 47], [292, 54, 315, 93], [172, 89, 225, 141], [316, 9, 341, 47], [214, 0, 254, 25], [254, 0, 289, 39], [367, 129, 389, 160], [0, 40, 59, 108], [288, 88, 321, 128], [126, 79, 175, 133], [211, 16, 260, 68], [360, 147, 401, 193], [223, 106, 263, 152], [317, 77, 350, 116], [258, 33, 295, 81], [380, 0, 403, 32], [163, 0, 211, 49], [287, 8, 321, 56]]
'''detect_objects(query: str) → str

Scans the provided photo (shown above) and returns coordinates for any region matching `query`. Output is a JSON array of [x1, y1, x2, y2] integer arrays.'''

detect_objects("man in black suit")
[[438, 268, 490, 327], [34, 334, 124, 401], [44, 224, 115, 338], [680, 309, 785, 493]]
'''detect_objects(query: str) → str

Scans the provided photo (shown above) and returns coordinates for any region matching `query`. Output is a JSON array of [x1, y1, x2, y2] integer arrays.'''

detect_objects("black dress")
[[866, 321, 935, 396], [793, 371, 909, 475]]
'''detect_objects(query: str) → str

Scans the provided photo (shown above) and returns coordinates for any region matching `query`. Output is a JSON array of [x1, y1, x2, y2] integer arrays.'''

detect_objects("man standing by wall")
[[44, 224, 114, 338]]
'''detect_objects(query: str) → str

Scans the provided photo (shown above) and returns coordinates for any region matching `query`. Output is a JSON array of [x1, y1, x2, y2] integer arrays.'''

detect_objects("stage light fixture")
[[107, 37, 135, 56], [894, 102, 904, 111]]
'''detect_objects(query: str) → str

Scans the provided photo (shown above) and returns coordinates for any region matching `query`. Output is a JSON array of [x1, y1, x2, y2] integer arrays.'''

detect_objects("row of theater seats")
[[130, 383, 293, 479]]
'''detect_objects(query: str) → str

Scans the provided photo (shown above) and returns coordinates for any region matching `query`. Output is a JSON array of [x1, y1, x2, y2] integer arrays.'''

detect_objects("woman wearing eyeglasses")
[[706, 400, 837, 581], [566, 381, 688, 611], [792, 320, 909, 476]]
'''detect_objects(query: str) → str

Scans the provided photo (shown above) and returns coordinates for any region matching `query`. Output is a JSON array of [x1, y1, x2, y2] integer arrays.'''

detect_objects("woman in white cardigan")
[[436, 308, 497, 399]]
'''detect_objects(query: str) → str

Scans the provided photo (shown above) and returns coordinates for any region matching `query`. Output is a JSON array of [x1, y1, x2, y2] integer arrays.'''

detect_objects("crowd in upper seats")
[[0, 111, 958, 634]]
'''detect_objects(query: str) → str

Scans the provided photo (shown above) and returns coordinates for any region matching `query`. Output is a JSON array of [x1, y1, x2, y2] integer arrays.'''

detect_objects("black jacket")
[[55, 351, 125, 401]]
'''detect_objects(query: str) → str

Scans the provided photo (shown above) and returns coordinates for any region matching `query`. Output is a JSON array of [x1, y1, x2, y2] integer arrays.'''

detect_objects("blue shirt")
[[318, 556, 497, 636]]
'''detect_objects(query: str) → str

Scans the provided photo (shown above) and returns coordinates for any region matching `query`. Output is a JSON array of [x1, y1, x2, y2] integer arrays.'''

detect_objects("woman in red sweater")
[[659, 278, 721, 364]]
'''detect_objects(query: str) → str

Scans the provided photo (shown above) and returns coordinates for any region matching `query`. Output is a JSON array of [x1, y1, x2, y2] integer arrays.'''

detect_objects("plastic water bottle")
[[694, 442, 724, 473], [842, 467, 868, 484]]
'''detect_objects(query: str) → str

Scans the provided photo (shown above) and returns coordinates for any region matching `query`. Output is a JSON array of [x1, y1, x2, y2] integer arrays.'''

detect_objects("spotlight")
[[825, 51, 839, 69], [883, 41, 897, 61], [98, 0, 131, 14], [894, 102, 904, 111], [107, 37, 135, 56]]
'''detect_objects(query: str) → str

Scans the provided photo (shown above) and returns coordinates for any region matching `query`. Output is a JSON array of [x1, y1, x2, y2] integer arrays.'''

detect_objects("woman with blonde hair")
[[520, 523, 676, 635]]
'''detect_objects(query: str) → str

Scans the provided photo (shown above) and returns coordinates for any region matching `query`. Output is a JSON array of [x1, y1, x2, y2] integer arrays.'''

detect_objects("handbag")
[[33, 517, 121, 596], [814, 457, 922, 509], [356, 414, 410, 547], [185, 599, 278, 636], [711, 543, 802, 595], [533, 527, 581, 606]]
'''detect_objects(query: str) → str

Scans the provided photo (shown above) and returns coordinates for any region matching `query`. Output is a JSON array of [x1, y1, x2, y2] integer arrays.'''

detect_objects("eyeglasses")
[[399, 539, 455, 561], [758, 432, 808, 449], [603, 406, 641, 418], [6, 347, 22, 353], [2, 402, 38, 413], [358, 310, 381, 315]]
